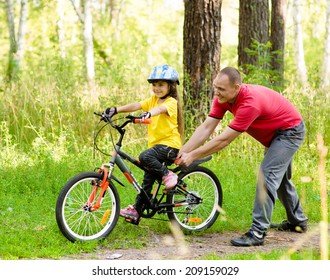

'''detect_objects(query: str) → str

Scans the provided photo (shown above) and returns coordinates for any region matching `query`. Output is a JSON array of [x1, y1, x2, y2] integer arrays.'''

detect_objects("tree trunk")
[[69, 0, 111, 66], [108, 0, 116, 25], [57, 0, 66, 58], [322, 0, 330, 90], [6, 0, 19, 79], [183, 0, 222, 129], [5, 0, 28, 81], [83, 0, 95, 83], [292, 0, 308, 86], [270, 0, 286, 86], [238, 0, 269, 71]]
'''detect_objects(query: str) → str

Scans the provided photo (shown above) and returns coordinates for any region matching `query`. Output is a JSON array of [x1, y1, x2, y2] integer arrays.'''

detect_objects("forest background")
[[0, 0, 329, 260]]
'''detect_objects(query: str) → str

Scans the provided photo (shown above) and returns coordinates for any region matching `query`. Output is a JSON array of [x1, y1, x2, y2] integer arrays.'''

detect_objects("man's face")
[[213, 74, 240, 104]]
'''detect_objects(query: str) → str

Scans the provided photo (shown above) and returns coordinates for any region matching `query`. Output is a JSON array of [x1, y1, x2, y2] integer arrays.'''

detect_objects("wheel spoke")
[[166, 166, 222, 231], [56, 172, 120, 242]]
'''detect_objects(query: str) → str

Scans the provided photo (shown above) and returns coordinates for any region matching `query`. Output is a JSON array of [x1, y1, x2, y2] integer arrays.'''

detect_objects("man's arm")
[[177, 125, 241, 167], [179, 117, 220, 154]]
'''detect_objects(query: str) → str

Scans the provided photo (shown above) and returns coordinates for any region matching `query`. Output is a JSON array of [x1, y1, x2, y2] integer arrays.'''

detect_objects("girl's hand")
[[103, 107, 117, 119], [139, 111, 151, 120]]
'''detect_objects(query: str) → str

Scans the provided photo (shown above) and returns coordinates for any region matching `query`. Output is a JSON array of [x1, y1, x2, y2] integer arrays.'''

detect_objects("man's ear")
[[234, 83, 241, 91]]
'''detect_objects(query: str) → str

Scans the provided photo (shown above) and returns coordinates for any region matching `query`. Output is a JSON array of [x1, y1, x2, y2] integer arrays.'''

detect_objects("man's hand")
[[176, 152, 195, 167]]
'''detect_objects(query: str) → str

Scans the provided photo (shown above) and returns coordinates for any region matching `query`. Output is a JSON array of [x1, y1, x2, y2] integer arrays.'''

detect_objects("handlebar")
[[93, 112, 152, 155], [94, 112, 152, 128], [133, 118, 152, 124]]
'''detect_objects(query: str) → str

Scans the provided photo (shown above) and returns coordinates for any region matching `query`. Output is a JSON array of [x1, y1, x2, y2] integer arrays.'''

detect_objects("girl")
[[103, 64, 184, 222]]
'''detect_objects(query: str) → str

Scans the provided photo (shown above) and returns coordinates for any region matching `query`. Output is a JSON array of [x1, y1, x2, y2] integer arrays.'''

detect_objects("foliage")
[[240, 39, 283, 91]]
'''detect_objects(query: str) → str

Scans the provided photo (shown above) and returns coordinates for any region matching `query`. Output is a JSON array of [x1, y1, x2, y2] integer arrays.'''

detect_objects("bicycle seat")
[[171, 156, 212, 173]]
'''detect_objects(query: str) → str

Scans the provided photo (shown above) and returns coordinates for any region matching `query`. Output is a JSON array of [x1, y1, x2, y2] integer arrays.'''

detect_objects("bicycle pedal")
[[125, 217, 141, 225]]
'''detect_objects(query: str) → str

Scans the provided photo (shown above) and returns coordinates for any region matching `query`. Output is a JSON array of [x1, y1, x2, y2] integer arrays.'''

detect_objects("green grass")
[[0, 128, 328, 259], [1, 84, 329, 260]]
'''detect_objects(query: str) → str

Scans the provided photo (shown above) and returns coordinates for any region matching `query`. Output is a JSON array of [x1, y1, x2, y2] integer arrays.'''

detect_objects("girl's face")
[[151, 81, 170, 98]]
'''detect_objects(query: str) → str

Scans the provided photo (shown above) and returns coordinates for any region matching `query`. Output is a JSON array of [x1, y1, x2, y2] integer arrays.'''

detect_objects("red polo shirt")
[[209, 84, 302, 147]]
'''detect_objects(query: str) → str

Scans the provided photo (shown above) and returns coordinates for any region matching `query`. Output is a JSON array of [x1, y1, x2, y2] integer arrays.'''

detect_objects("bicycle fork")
[[83, 148, 142, 213], [83, 167, 110, 212]]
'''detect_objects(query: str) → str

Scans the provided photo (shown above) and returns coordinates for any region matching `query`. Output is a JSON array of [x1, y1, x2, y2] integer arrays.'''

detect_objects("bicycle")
[[55, 113, 223, 242]]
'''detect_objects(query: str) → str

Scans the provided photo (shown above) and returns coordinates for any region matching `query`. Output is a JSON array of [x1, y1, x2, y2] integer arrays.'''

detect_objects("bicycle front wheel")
[[55, 172, 120, 242], [166, 166, 222, 232]]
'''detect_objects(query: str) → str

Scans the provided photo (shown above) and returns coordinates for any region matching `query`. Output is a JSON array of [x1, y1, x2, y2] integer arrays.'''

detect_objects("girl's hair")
[[168, 82, 185, 142]]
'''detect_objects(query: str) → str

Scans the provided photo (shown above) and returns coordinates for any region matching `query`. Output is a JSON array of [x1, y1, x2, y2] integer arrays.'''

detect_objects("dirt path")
[[64, 224, 329, 260]]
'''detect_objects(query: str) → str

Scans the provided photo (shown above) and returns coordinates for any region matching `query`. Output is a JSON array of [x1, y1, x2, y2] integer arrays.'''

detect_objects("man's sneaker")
[[230, 230, 265, 247], [162, 171, 178, 190], [271, 220, 307, 233], [120, 205, 139, 221]]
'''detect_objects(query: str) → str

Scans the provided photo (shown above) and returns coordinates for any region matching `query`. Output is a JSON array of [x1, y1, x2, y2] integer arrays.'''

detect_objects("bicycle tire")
[[55, 172, 120, 242], [166, 166, 222, 232]]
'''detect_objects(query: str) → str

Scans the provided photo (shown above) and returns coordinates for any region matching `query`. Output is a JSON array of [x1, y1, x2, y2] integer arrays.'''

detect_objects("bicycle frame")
[[107, 146, 147, 194], [90, 114, 166, 212], [88, 114, 210, 215]]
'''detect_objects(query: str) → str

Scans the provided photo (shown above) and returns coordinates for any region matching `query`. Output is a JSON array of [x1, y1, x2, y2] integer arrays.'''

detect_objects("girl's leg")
[[139, 145, 178, 176], [134, 145, 179, 211], [134, 172, 156, 213]]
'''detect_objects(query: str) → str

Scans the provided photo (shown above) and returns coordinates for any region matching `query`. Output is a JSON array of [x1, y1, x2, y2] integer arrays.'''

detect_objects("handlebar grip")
[[133, 119, 152, 124]]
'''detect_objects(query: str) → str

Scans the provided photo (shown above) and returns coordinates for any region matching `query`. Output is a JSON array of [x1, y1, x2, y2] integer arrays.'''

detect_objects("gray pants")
[[251, 121, 308, 234]]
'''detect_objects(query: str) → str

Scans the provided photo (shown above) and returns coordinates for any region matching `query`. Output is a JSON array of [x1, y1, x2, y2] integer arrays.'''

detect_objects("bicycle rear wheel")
[[166, 166, 222, 232], [55, 172, 120, 242]]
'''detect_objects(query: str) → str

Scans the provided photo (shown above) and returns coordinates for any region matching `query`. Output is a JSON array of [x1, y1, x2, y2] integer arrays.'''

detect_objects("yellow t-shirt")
[[140, 96, 182, 149]]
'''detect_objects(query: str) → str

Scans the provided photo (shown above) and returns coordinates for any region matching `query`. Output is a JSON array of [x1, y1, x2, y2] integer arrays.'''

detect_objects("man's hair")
[[219, 67, 242, 86]]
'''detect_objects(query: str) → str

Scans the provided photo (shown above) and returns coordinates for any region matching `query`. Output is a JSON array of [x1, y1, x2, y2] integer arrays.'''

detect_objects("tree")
[[5, 0, 28, 81], [270, 0, 286, 85], [83, 0, 95, 84], [238, 0, 287, 87], [322, 0, 330, 90], [238, 0, 269, 70], [57, 0, 66, 58], [183, 0, 222, 130], [292, 0, 308, 86], [69, 0, 111, 68]]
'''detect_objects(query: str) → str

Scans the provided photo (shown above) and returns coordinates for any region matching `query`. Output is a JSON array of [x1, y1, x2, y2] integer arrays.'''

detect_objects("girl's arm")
[[148, 105, 167, 116], [117, 102, 142, 113]]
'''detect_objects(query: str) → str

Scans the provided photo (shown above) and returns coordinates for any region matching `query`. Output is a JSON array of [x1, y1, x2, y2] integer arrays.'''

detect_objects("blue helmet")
[[147, 64, 180, 85]]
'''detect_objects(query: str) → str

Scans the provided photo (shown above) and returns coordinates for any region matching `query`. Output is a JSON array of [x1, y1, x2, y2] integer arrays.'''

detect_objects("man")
[[176, 66, 308, 246]]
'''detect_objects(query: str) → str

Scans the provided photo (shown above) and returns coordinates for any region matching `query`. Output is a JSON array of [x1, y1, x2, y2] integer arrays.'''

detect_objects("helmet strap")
[[160, 93, 171, 100]]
